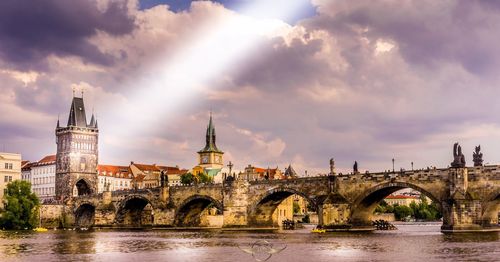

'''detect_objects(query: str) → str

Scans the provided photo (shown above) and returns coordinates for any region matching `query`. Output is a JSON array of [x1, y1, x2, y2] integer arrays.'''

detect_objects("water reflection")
[[0, 224, 498, 262]]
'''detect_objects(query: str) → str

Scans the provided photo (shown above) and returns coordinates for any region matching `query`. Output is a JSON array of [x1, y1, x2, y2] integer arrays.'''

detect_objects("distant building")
[[31, 155, 56, 202], [243, 165, 284, 181], [21, 160, 32, 182], [130, 163, 161, 189], [274, 196, 294, 226], [385, 195, 421, 206], [97, 165, 133, 193], [0, 152, 22, 207], [194, 113, 224, 181], [157, 165, 188, 186]]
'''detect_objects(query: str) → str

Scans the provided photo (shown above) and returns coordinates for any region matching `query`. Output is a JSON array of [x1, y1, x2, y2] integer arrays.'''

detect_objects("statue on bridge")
[[353, 161, 358, 173], [451, 142, 466, 168], [329, 158, 336, 176], [160, 171, 168, 187], [473, 145, 483, 167]]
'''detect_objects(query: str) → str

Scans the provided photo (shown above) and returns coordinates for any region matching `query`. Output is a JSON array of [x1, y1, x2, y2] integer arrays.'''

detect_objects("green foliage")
[[181, 172, 213, 185], [374, 196, 442, 221], [293, 201, 300, 214], [301, 214, 310, 223], [198, 171, 212, 183], [374, 200, 393, 213], [394, 205, 413, 220], [0, 180, 40, 230], [180, 173, 194, 185]]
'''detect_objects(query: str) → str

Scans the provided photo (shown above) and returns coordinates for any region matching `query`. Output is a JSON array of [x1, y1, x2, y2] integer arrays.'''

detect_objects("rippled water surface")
[[1, 223, 499, 262]]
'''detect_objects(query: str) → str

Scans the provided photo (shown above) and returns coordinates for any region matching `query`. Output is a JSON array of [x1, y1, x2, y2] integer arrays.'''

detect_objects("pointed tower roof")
[[198, 112, 223, 153], [284, 164, 298, 178], [67, 96, 88, 127], [89, 113, 96, 128]]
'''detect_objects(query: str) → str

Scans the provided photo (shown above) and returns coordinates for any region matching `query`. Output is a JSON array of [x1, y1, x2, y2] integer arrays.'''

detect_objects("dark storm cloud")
[[307, 0, 500, 76], [0, 0, 135, 70], [232, 37, 332, 92]]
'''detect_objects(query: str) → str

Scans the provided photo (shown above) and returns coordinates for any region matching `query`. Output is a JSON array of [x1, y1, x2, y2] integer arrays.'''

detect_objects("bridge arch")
[[115, 195, 155, 227], [175, 195, 223, 227], [74, 178, 93, 196], [249, 187, 317, 227], [350, 182, 442, 226], [74, 202, 96, 228], [481, 190, 500, 227]]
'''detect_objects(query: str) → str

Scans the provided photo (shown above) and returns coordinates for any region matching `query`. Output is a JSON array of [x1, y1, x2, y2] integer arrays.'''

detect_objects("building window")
[[4, 163, 13, 170], [4, 176, 8, 182], [8, 176, 12, 182]]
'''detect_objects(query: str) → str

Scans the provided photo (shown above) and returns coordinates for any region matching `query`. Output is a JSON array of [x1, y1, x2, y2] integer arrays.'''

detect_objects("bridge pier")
[[222, 179, 250, 227]]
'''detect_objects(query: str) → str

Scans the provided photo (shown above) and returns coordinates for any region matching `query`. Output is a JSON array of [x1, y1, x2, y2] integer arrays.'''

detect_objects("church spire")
[[199, 112, 222, 153]]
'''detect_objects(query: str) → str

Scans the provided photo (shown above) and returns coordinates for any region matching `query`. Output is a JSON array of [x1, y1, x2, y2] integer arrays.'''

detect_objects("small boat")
[[311, 228, 326, 233], [33, 227, 48, 232]]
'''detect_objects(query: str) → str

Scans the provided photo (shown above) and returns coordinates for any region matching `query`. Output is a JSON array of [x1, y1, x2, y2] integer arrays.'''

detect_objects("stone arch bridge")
[[63, 166, 500, 232]]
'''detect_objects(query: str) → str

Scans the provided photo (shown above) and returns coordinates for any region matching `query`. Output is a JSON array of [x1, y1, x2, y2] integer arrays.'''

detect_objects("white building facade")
[[31, 155, 56, 202], [97, 165, 133, 193]]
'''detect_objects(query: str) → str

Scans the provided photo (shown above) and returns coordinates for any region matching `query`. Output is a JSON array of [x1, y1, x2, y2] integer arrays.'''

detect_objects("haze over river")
[[1, 223, 499, 262]]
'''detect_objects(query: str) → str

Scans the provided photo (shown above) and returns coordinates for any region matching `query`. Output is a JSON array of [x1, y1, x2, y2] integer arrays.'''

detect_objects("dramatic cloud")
[[0, 0, 135, 70], [3, 0, 500, 175]]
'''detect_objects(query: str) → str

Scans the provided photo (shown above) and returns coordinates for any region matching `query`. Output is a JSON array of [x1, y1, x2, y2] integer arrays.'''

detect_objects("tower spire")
[[199, 111, 222, 153], [67, 93, 88, 127]]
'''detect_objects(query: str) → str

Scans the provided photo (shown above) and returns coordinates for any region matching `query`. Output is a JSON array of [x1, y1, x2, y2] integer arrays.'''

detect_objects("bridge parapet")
[[111, 188, 160, 197], [338, 169, 448, 182], [248, 176, 330, 185]]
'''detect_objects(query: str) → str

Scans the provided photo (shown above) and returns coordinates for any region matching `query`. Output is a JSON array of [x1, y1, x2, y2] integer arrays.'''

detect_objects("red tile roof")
[[132, 163, 161, 172], [386, 195, 418, 199], [132, 174, 146, 182], [33, 155, 56, 166], [98, 165, 132, 178], [38, 154, 56, 163]]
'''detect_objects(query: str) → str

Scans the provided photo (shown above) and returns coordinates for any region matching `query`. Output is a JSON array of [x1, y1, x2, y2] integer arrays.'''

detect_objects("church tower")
[[197, 113, 224, 170], [55, 95, 99, 200]]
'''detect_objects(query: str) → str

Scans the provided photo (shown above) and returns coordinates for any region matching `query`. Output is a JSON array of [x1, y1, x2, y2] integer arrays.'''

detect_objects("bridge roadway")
[[63, 166, 500, 232]]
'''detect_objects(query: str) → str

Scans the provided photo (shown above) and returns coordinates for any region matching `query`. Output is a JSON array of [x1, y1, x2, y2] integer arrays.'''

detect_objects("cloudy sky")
[[2, 0, 500, 175]]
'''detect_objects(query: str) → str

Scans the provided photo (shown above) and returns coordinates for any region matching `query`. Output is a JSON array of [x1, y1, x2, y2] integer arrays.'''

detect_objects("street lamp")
[[392, 158, 395, 173], [411, 162, 414, 171]]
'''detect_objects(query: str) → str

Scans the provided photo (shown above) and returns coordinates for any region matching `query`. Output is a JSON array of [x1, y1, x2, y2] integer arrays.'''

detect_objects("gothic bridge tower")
[[55, 95, 99, 200]]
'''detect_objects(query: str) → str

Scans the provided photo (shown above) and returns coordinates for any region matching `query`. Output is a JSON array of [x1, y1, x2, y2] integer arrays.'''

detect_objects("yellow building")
[[273, 196, 294, 226], [385, 195, 421, 206], [0, 152, 22, 208]]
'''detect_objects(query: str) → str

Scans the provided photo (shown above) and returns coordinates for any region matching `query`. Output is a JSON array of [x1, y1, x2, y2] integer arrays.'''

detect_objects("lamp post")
[[411, 162, 414, 171], [392, 158, 395, 173]]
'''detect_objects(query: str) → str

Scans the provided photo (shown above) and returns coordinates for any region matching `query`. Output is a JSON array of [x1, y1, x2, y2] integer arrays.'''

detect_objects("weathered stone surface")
[[40, 166, 500, 232]]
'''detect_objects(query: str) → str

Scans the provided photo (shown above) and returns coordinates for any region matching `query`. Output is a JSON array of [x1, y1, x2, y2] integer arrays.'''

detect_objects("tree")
[[393, 205, 413, 221], [197, 171, 212, 184], [0, 180, 40, 230], [180, 173, 194, 185]]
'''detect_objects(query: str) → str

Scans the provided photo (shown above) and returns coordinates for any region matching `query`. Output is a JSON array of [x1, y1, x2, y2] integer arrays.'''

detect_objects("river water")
[[1, 223, 499, 262]]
